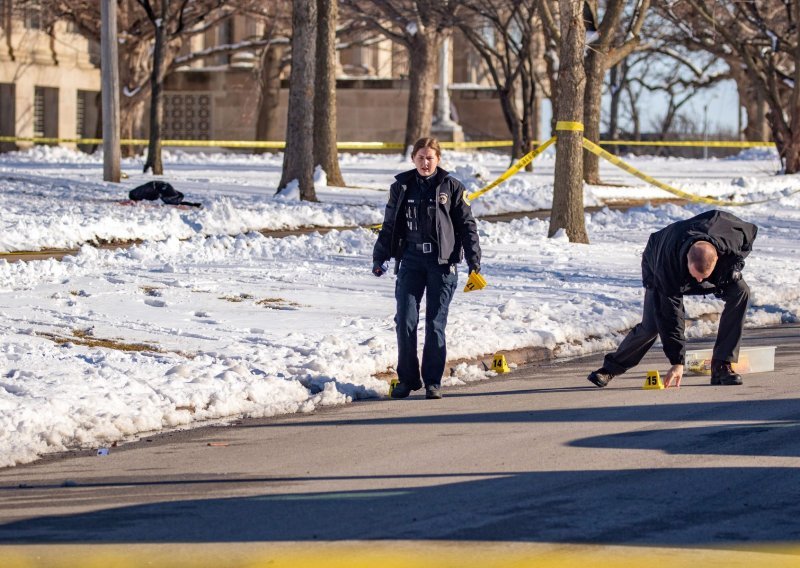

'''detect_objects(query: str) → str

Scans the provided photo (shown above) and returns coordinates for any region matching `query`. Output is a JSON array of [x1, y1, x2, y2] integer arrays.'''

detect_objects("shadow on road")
[[3, 395, 800, 546], [2, 464, 799, 545]]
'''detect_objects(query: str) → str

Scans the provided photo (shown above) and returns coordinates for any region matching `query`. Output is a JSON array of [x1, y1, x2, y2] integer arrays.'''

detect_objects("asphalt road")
[[1, 325, 799, 565]]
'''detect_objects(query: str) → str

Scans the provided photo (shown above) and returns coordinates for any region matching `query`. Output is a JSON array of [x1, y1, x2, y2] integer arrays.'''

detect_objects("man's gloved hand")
[[469, 263, 481, 275], [372, 261, 387, 277]]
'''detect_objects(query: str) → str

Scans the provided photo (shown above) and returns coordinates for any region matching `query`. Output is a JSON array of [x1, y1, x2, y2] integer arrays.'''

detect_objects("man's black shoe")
[[711, 359, 743, 385], [390, 383, 413, 399], [587, 368, 614, 388], [425, 385, 442, 399]]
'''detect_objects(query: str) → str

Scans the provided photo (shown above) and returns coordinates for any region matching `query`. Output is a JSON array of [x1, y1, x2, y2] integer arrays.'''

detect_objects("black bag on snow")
[[128, 181, 185, 205]]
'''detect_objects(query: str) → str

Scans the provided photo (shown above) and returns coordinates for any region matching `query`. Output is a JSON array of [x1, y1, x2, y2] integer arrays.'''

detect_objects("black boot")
[[390, 383, 413, 399], [711, 359, 743, 386], [587, 368, 614, 388]]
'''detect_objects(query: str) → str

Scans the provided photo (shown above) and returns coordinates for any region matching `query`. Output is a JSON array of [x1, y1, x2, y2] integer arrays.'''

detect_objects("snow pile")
[[1, 146, 799, 467]]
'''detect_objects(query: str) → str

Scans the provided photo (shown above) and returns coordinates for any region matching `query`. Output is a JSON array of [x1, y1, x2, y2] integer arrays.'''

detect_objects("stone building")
[[1, 4, 514, 150], [0, 0, 101, 151]]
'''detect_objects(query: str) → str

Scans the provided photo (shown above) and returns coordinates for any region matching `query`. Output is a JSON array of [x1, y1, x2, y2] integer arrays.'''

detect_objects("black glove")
[[469, 263, 480, 275], [372, 261, 386, 277]]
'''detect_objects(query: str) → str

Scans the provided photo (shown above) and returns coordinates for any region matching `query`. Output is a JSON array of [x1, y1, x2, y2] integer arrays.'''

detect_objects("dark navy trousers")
[[394, 249, 458, 389]]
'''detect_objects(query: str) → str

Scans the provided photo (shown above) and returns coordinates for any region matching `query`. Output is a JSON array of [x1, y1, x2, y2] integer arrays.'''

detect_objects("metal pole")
[[101, 0, 121, 182]]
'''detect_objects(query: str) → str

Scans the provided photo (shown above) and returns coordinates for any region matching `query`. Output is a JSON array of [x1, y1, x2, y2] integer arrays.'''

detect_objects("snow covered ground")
[[1, 145, 798, 467]]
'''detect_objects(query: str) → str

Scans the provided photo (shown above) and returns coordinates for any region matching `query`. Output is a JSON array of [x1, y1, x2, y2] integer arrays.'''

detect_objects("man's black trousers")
[[603, 279, 750, 375]]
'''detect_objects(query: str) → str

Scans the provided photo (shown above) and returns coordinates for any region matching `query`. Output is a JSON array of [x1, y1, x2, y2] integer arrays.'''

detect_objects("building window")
[[0, 83, 15, 152], [163, 93, 212, 140], [34, 86, 58, 140], [24, 1, 43, 30], [34, 87, 45, 137], [77, 90, 101, 152], [217, 18, 233, 65]]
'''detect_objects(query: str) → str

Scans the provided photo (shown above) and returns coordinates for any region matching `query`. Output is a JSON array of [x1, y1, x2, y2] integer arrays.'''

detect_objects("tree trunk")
[[607, 63, 623, 141], [119, 39, 150, 158], [749, 88, 769, 142], [582, 47, 605, 184], [120, 97, 146, 157], [498, 87, 525, 161], [143, 0, 168, 175], [403, 32, 440, 153], [771, 115, 800, 174], [279, 0, 317, 201], [549, 0, 588, 244], [520, 61, 536, 170], [313, 0, 345, 186], [255, 43, 285, 151]]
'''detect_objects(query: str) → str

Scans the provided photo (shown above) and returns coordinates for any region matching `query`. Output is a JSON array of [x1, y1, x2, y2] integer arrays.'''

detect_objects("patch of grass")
[[256, 297, 301, 309], [218, 293, 254, 303], [40, 329, 160, 353], [38, 328, 193, 357]]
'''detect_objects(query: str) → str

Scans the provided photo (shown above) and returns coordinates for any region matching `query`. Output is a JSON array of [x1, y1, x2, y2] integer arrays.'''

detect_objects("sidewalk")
[[1, 325, 798, 562]]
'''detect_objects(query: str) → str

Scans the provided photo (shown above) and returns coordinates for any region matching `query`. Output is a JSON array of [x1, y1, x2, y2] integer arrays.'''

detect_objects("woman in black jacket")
[[372, 137, 482, 399]]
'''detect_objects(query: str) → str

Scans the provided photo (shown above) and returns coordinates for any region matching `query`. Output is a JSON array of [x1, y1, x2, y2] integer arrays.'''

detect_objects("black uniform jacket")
[[641, 209, 758, 365], [372, 167, 481, 268]]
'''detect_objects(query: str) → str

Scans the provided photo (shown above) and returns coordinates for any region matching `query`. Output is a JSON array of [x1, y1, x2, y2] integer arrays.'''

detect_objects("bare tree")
[[456, 0, 540, 161], [660, 0, 800, 173], [247, 3, 291, 147], [134, 0, 230, 174], [278, 0, 317, 200], [605, 59, 627, 141], [549, 0, 588, 243], [632, 47, 727, 143], [582, 0, 650, 184], [42, 1, 265, 161], [340, 0, 458, 152], [313, 0, 345, 186]]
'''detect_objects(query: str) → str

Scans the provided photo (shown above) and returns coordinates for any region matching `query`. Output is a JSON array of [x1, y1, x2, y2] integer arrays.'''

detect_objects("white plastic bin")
[[685, 346, 776, 375]]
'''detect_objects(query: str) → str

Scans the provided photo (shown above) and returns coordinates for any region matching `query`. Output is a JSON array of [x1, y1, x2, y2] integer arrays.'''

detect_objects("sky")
[[0, 145, 798, 468], [539, 79, 741, 139]]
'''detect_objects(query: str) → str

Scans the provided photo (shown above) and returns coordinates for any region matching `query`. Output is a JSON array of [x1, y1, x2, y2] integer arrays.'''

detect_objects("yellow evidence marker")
[[643, 370, 665, 390], [388, 378, 399, 397], [464, 271, 488, 292], [491, 353, 511, 374]]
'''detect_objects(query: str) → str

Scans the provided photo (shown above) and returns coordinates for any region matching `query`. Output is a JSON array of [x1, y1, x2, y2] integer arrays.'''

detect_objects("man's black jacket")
[[642, 209, 758, 365], [372, 168, 481, 268]]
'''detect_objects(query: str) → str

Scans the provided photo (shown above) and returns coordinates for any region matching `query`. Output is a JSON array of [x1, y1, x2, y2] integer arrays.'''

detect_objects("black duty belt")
[[410, 242, 434, 253]]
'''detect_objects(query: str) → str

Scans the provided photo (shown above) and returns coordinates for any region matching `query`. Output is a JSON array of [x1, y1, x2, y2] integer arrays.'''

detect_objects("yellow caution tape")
[[0, 135, 776, 150], [441, 140, 515, 149], [466, 137, 556, 201], [582, 138, 798, 206], [598, 140, 774, 148], [556, 121, 584, 132], [370, 138, 556, 232], [6, 542, 800, 568]]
